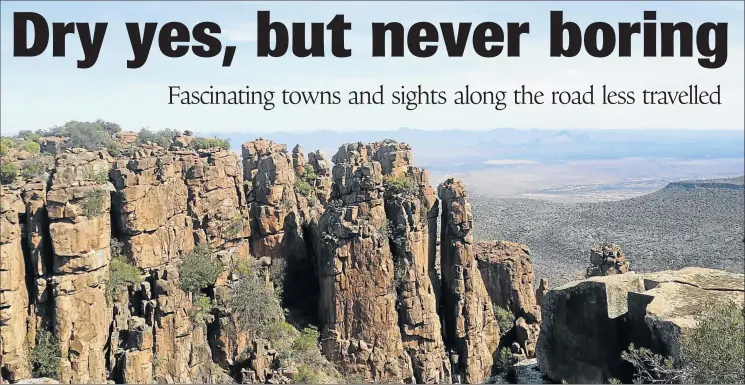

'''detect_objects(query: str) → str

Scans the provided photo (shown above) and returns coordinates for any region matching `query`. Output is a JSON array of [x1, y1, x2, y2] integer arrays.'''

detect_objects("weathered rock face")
[[39, 137, 65, 155], [474, 240, 540, 322], [0, 186, 31, 382], [307, 150, 333, 206], [586, 244, 631, 278], [438, 178, 500, 384], [537, 267, 745, 384], [111, 148, 196, 269], [317, 143, 414, 382], [381, 156, 450, 381], [46, 149, 113, 384], [242, 139, 303, 260], [535, 278, 548, 308]]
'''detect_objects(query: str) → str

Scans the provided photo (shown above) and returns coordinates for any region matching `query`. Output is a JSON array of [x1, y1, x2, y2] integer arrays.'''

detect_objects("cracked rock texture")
[[537, 267, 745, 384]]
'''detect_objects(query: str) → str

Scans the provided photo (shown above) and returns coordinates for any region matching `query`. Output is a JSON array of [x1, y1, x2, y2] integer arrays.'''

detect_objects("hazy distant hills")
[[470, 176, 745, 285], [215, 128, 745, 173]]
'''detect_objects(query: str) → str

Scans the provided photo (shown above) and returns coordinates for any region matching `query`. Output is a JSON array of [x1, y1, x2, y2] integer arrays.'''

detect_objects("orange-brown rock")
[[474, 240, 540, 322], [46, 149, 113, 384], [114, 131, 138, 146], [378, 143, 450, 383], [438, 178, 500, 384], [111, 149, 196, 268], [317, 143, 414, 383], [0, 186, 31, 382]]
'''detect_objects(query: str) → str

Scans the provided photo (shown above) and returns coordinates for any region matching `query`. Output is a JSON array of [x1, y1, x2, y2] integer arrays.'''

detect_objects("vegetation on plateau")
[[622, 301, 745, 384]]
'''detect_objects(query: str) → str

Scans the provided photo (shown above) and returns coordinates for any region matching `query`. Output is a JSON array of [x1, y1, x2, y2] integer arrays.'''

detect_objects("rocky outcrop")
[[381, 146, 450, 383], [535, 278, 548, 308], [537, 267, 745, 384], [0, 187, 31, 382], [474, 240, 540, 322], [46, 149, 113, 384], [316, 142, 414, 382], [586, 244, 631, 278], [39, 137, 65, 155], [307, 150, 332, 206], [242, 139, 305, 260], [438, 178, 500, 384]]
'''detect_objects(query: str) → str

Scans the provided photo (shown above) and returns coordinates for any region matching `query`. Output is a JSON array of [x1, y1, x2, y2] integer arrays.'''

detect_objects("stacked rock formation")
[[586, 243, 631, 277], [46, 150, 114, 383], [1, 137, 581, 385], [0, 186, 31, 382], [537, 267, 745, 384], [438, 178, 500, 384], [316, 142, 416, 382], [473, 240, 542, 358]]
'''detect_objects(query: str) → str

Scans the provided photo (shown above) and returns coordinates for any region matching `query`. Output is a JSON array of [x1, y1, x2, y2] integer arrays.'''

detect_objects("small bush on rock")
[[622, 301, 745, 384], [28, 329, 61, 380], [20, 140, 40, 154], [493, 305, 515, 335], [190, 293, 215, 323], [81, 188, 107, 217], [178, 244, 223, 294], [106, 256, 141, 303], [0, 162, 19, 184], [383, 173, 418, 196], [0, 137, 15, 155], [230, 258, 284, 339], [192, 137, 230, 150], [20, 158, 49, 180]]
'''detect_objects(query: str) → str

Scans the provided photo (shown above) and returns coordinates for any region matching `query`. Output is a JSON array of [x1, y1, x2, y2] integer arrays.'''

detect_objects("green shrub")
[[294, 178, 315, 198], [81, 189, 107, 218], [38, 120, 118, 150], [136, 128, 178, 148], [223, 215, 248, 240], [28, 329, 61, 379], [106, 141, 121, 156], [20, 158, 48, 180], [190, 293, 215, 323], [0, 137, 15, 155], [270, 257, 287, 298], [0, 162, 19, 184], [496, 347, 516, 377], [493, 305, 515, 335], [178, 244, 223, 294], [679, 301, 744, 383], [292, 326, 320, 354], [106, 256, 141, 303], [85, 169, 109, 184], [17, 130, 40, 143], [294, 364, 321, 384], [294, 165, 317, 198], [20, 140, 40, 154], [383, 173, 418, 196], [622, 301, 745, 384], [192, 137, 230, 150], [229, 258, 284, 338]]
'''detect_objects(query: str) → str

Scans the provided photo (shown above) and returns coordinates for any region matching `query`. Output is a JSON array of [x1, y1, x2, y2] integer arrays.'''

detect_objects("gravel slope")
[[470, 179, 745, 286]]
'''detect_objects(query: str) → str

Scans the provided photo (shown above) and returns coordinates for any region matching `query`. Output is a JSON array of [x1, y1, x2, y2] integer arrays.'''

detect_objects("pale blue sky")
[[1, 1, 743, 134]]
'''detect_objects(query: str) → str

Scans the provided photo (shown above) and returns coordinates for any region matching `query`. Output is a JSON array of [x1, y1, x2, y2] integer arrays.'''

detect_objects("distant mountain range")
[[208, 128, 745, 172]]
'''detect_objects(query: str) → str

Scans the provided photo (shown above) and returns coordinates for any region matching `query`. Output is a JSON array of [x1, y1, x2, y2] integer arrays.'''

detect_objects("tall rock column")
[[46, 149, 113, 384], [438, 178, 500, 384], [242, 139, 302, 260], [375, 141, 451, 383], [317, 143, 414, 383], [0, 186, 31, 382], [21, 179, 54, 348]]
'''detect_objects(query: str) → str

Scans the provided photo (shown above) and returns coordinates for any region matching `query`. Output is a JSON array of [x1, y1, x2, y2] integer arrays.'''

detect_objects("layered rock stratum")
[[1, 135, 742, 385]]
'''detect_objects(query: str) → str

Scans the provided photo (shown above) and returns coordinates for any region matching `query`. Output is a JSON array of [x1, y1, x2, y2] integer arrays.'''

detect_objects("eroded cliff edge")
[[0, 139, 537, 384]]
